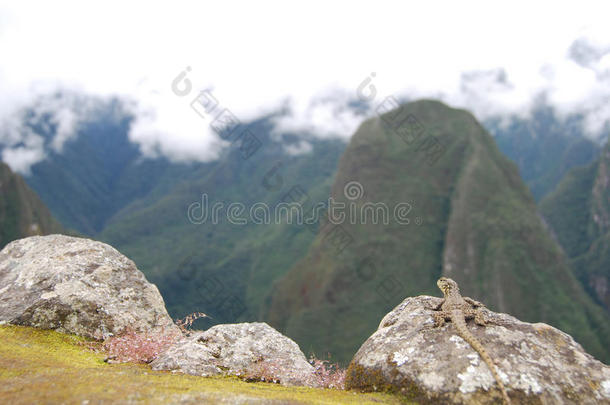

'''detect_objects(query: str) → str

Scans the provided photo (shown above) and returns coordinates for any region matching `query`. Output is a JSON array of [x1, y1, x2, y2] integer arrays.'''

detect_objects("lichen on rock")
[[0, 235, 178, 340], [345, 295, 610, 404], [151, 322, 321, 387]]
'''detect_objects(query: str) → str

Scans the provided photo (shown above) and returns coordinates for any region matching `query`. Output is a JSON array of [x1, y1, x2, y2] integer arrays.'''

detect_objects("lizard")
[[432, 277, 511, 404]]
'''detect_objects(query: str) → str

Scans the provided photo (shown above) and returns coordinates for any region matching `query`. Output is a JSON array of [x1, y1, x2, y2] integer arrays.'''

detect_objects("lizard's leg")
[[433, 311, 448, 327], [462, 308, 486, 326], [464, 296, 485, 308], [474, 308, 487, 326]]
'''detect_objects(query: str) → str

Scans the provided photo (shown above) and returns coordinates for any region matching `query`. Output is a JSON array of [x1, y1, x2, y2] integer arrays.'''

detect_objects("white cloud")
[[2, 146, 45, 175], [0, 91, 110, 173], [272, 88, 365, 139], [0, 124, 45, 175], [284, 140, 313, 156], [48, 105, 76, 152], [124, 88, 229, 162], [0, 0, 610, 173]]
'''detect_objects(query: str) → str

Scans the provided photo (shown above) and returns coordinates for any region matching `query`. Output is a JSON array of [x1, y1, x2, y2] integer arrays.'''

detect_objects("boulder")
[[345, 295, 610, 404], [0, 235, 178, 340], [151, 322, 320, 387]]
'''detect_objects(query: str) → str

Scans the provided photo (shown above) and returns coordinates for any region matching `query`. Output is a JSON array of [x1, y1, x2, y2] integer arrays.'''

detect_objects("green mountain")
[[0, 162, 65, 248], [98, 118, 346, 326], [540, 140, 610, 312], [266, 100, 610, 364]]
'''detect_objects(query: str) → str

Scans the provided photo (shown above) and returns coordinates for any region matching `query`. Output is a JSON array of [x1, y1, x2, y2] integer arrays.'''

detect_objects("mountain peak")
[[267, 99, 610, 364]]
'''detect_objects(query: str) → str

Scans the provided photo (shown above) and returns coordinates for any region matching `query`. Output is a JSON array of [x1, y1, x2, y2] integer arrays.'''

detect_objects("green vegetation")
[[0, 324, 404, 404], [540, 140, 610, 312], [0, 162, 66, 248], [267, 100, 610, 364], [98, 122, 346, 325]]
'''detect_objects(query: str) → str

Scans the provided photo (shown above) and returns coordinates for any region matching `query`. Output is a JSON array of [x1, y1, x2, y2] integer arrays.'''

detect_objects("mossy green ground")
[[0, 325, 405, 404]]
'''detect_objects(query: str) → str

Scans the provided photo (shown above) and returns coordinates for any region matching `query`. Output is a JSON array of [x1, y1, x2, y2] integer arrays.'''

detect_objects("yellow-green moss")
[[0, 325, 406, 404], [345, 362, 427, 404], [344, 361, 528, 405]]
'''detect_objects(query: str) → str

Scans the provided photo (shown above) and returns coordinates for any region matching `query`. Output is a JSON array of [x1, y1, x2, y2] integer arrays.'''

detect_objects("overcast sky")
[[1, 0, 609, 173]]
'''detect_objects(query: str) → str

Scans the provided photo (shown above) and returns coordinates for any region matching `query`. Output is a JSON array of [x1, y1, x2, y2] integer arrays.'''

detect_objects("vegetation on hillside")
[[541, 140, 610, 312], [0, 162, 65, 248], [98, 118, 346, 326]]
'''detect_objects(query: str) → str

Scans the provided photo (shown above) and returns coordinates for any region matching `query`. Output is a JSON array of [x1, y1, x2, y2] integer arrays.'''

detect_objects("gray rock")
[[151, 322, 320, 387], [0, 235, 178, 340], [346, 295, 610, 404]]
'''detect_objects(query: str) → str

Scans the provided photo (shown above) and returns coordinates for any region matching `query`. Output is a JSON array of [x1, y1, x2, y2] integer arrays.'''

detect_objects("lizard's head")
[[437, 277, 459, 297]]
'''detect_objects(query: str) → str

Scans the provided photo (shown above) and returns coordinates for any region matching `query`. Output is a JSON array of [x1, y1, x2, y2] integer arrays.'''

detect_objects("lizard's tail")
[[452, 311, 511, 404]]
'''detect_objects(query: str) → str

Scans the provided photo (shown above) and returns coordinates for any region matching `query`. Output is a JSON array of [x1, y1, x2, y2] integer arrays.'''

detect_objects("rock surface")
[[0, 235, 178, 339], [345, 295, 610, 404], [151, 322, 320, 387]]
